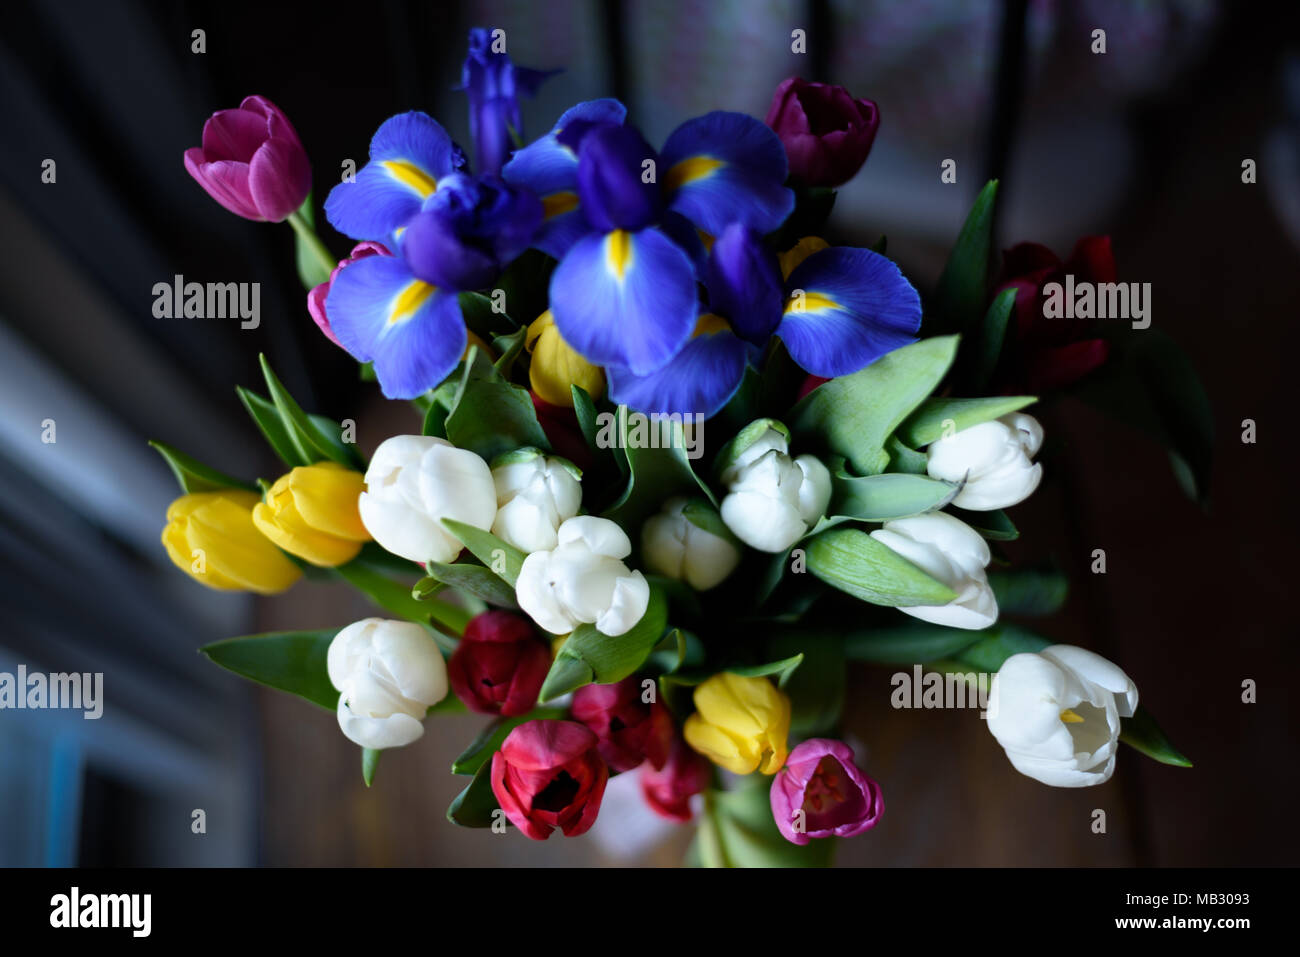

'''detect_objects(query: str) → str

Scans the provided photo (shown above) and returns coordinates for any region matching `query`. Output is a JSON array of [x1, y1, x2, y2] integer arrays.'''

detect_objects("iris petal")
[[778, 247, 922, 377], [325, 255, 466, 398], [548, 227, 698, 375], [660, 111, 794, 235], [325, 111, 467, 243], [706, 223, 783, 343], [607, 330, 747, 417]]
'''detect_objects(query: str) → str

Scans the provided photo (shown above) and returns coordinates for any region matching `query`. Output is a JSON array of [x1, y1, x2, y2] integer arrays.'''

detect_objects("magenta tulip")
[[184, 95, 311, 222], [770, 738, 883, 845], [764, 78, 879, 188], [640, 735, 710, 822], [571, 677, 673, 773]]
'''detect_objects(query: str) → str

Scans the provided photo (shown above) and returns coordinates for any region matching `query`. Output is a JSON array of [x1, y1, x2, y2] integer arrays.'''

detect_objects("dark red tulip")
[[765, 78, 879, 188], [447, 610, 549, 717], [490, 719, 608, 840], [640, 735, 710, 822], [571, 677, 674, 773]]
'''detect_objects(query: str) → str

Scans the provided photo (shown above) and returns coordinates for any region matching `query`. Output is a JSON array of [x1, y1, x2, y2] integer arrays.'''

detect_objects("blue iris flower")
[[323, 112, 542, 399], [605, 224, 923, 417], [503, 103, 796, 377], [459, 27, 558, 176]]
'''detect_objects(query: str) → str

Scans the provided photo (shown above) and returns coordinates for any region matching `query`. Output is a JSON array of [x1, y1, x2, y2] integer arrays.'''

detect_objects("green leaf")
[[829, 469, 959, 521], [201, 629, 338, 710], [443, 347, 550, 461], [966, 286, 1017, 390], [441, 519, 527, 587], [884, 435, 929, 474], [362, 748, 380, 787], [491, 248, 556, 331], [457, 291, 518, 340], [805, 526, 958, 607], [148, 440, 253, 494], [776, 637, 845, 736], [603, 406, 716, 529], [725, 654, 804, 688], [699, 782, 835, 868], [789, 336, 960, 475], [930, 180, 998, 336], [288, 197, 335, 290], [451, 707, 568, 776], [844, 623, 984, 663], [987, 564, 1069, 616], [539, 585, 669, 701], [948, 506, 1019, 541], [895, 395, 1037, 448], [679, 499, 738, 544], [259, 354, 358, 468], [424, 560, 519, 609], [335, 558, 470, 635], [236, 387, 307, 468], [446, 761, 500, 828], [1120, 706, 1192, 767]]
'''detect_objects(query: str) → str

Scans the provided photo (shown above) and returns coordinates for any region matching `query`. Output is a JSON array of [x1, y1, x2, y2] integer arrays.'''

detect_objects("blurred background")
[[1, 0, 1297, 866]]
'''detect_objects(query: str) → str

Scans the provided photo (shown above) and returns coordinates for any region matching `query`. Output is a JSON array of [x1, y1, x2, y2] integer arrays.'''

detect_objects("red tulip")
[[184, 95, 311, 222], [765, 78, 880, 188], [447, 610, 549, 716], [640, 735, 710, 822], [571, 677, 673, 773], [490, 719, 608, 840], [992, 236, 1114, 393]]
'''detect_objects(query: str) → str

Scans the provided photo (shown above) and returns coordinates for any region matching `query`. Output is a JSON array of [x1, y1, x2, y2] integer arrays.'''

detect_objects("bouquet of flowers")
[[158, 29, 1199, 865]]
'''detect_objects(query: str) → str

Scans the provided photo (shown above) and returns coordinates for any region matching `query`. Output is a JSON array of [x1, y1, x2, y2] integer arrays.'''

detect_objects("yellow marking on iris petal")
[[783, 291, 840, 314], [542, 191, 579, 220], [664, 155, 724, 193], [381, 159, 437, 198], [1059, 708, 1084, 724], [389, 281, 435, 324], [605, 229, 634, 281], [692, 313, 730, 337]]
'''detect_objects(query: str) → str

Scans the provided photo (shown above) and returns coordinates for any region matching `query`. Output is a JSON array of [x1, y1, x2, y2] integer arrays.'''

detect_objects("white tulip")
[[358, 435, 497, 564], [490, 452, 582, 553], [926, 413, 1044, 511], [719, 429, 832, 553], [987, 645, 1139, 787], [326, 618, 448, 749], [515, 516, 650, 637], [869, 512, 997, 629], [641, 497, 742, 591]]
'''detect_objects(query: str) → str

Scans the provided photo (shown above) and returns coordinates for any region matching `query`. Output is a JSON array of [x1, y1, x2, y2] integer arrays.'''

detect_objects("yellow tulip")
[[162, 489, 301, 594], [252, 462, 370, 567], [778, 236, 829, 280], [526, 310, 605, 407], [683, 672, 791, 775]]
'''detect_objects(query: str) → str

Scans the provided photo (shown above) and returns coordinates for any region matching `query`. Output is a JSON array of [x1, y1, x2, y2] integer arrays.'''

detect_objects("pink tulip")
[[770, 738, 883, 845]]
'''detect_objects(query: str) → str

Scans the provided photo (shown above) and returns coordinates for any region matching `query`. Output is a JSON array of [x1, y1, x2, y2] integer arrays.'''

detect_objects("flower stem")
[[287, 208, 337, 285]]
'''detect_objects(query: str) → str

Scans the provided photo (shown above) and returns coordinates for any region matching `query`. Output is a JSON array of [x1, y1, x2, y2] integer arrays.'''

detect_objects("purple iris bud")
[[401, 173, 543, 291], [183, 95, 311, 222], [575, 125, 663, 232], [459, 27, 557, 176], [770, 738, 883, 845], [706, 224, 784, 343]]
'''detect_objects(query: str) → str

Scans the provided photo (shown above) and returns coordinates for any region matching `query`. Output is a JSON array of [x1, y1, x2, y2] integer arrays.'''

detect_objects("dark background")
[[1, 0, 1297, 865]]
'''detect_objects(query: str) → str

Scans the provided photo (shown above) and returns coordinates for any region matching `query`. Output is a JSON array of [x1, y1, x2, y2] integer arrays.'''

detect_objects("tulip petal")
[[548, 227, 698, 375], [778, 247, 922, 377], [325, 111, 467, 242], [325, 254, 466, 399], [248, 137, 312, 222], [1042, 645, 1139, 718], [660, 111, 794, 235], [606, 330, 747, 417], [184, 152, 261, 220]]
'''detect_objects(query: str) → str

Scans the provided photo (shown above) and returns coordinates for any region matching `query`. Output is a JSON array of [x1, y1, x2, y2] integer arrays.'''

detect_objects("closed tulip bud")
[[765, 78, 880, 188], [641, 497, 741, 591], [326, 618, 449, 749], [183, 95, 311, 222], [515, 516, 650, 637], [161, 489, 300, 594], [869, 512, 997, 630], [490, 719, 609, 840], [571, 677, 674, 772], [358, 435, 497, 564], [987, 645, 1138, 788], [770, 739, 884, 845], [684, 673, 791, 775], [447, 610, 550, 716], [526, 311, 605, 408], [641, 735, 711, 822], [926, 413, 1044, 511], [490, 449, 583, 554], [720, 428, 831, 553], [251, 462, 370, 567], [307, 241, 390, 348]]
